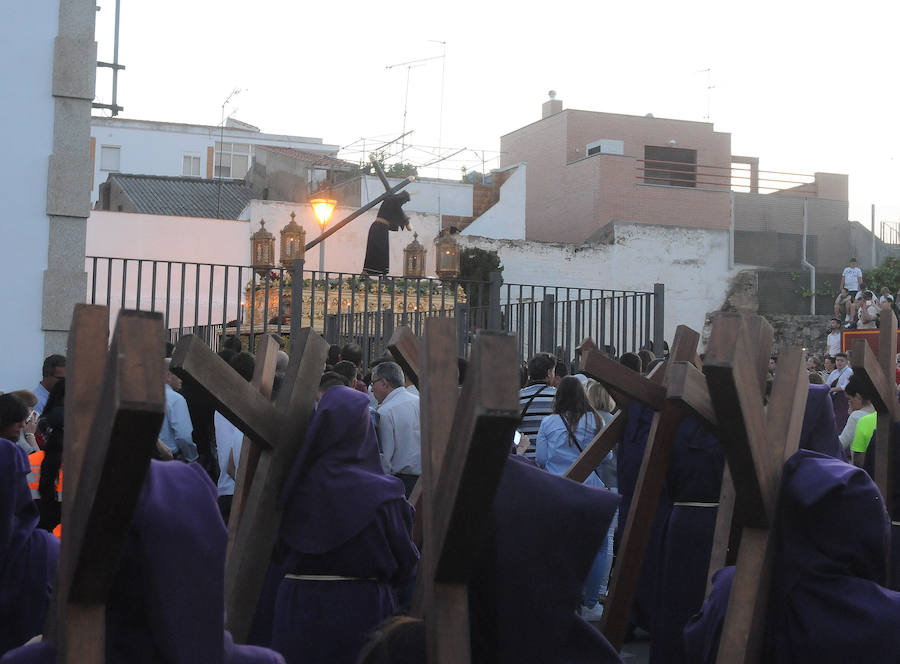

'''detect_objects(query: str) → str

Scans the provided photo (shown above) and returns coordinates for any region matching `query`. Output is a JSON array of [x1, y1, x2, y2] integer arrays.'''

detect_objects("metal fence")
[[86, 256, 664, 368]]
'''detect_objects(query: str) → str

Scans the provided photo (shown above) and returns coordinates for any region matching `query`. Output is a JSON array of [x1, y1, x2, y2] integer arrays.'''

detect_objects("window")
[[214, 142, 251, 179], [100, 145, 120, 172], [308, 168, 329, 192], [585, 139, 624, 157], [182, 153, 201, 177], [643, 146, 697, 187]]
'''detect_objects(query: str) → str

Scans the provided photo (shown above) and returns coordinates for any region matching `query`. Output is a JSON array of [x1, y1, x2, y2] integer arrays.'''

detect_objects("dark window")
[[643, 146, 697, 187]]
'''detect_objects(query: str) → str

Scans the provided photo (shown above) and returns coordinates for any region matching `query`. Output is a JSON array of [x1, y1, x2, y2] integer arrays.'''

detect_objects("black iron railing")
[[86, 256, 663, 368]]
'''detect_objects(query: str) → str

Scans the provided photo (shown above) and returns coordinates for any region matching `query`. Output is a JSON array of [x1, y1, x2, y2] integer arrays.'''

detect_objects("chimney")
[[542, 90, 563, 119]]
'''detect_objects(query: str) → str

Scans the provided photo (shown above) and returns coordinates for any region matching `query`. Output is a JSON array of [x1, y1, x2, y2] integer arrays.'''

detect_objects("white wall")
[[248, 200, 442, 276], [90, 118, 339, 204], [462, 164, 526, 240], [359, 175, 473, 217], [461, 222, 736, 348], [84, 212, 732, 352], [1, 4, 57, 392], [85, 206, 442, 330]]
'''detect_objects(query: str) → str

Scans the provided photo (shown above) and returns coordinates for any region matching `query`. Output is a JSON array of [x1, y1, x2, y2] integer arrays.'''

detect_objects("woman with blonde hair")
[[536, 376, 617, 620]]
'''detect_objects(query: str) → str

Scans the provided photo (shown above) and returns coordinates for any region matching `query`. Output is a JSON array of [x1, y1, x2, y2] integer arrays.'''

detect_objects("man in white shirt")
[[33, 354, 65, 414], [841, 258, 863, 298], [372, 361, 420, 497], [825, 318, 842, 357], [826, 352, 853, 394], [159, 360, 198, 462]]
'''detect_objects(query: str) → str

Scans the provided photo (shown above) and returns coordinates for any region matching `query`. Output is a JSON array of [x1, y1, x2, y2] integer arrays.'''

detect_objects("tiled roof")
[[258, 146, 356, 171], [108, 174, 257, 219]]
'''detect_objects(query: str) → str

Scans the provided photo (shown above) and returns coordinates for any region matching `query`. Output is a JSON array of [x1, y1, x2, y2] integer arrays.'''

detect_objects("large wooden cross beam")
[[704, 315, 774, 587], [170, 327, 329, 642], [388, 325, 421, 389], [849, 309, 898, 516], [45, 306, 165, 663], [226, 334, 280, 557], [702, 312, 808, 664], [408, 324, 520, 663], [564, 326, 708, 650]]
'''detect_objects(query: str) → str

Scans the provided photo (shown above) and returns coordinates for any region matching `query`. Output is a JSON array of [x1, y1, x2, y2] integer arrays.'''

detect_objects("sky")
[[93, 0, 900, 228]]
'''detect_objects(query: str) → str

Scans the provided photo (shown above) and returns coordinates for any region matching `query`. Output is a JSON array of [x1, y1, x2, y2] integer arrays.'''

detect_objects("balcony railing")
[[636, 159, 818, 194]]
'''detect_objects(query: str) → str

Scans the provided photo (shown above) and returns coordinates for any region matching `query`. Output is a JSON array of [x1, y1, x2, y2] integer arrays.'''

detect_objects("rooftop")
[[104, 173, 257, 219]]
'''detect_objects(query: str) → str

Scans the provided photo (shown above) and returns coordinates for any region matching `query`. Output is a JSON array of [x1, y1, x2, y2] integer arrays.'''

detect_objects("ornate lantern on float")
[[250, 219, 275, 275], [280, 211, 306, 268], [403, 232, 426, 278], [434, 231, 460, 279]]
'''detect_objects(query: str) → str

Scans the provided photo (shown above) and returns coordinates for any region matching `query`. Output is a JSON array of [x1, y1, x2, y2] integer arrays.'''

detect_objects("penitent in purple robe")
[[0, 439, 58, 657], [468, 455, 623, 663], [1, 460, 284, 664], [650, 416, 723, 664], [799, 384, 843, 459], [650, 386, 840, 664], [250, 386, 418, 664], [684, 450, 900, 664]]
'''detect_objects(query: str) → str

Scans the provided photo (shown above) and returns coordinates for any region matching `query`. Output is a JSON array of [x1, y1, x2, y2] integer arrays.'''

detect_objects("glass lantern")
[[250, 219, 275, 276], [434, 233, 460, 279], [280, 211, 307, 268], [403, 232, 426, 278]]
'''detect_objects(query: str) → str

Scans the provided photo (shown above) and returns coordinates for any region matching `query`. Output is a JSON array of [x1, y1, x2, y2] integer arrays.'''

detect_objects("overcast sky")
[[93, 0, 900, 227]]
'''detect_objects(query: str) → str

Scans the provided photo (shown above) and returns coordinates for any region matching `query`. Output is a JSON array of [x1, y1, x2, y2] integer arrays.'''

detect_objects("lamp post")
[[310, 198, 336, 274]]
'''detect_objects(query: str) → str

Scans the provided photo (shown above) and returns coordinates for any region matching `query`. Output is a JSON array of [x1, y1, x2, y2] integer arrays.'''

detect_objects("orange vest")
[[26, 450, 62, 500]]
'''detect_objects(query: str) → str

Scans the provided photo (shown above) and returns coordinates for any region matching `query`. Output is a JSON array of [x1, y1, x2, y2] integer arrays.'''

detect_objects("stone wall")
[[765, 314, 833, 356], [712, 267, 834, 355]]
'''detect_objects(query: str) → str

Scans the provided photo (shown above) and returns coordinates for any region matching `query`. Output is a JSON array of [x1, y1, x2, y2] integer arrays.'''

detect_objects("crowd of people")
[[2, 323, 899, 663]]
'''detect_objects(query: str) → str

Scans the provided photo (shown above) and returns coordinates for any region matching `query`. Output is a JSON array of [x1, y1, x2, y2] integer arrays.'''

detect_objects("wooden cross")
[[702, 312, 808, 664], [226, 333, 280, 556], [704, 315, 774, 587], [388, 325, 421, 389], [849, 309, 898, 517], [409, 321, 520, 663], [170, 327, 329, 642], [45, 305, 166, 663], [564, 326, 710, 650]]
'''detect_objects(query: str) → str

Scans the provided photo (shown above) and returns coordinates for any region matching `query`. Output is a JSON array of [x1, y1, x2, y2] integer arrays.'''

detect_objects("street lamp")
[[310, 198, 336, 274]]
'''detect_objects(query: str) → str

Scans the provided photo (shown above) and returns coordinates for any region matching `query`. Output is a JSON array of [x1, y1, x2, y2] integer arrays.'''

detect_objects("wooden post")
[[704, 313, 774, 587], [702, 313, 808, 664], [227, 334, 280, 558], [47, 307, 166, 664], [565, 325, 711, 650], [849, 309, 898, 517], [170, 327, 329, 642], [407, 329, 520, 663], [387, 326, 422, 389]]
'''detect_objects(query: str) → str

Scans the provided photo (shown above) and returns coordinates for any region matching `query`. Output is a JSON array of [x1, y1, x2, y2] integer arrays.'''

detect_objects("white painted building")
[[90, 116, 340, 206], [84, 203, 736, 348]]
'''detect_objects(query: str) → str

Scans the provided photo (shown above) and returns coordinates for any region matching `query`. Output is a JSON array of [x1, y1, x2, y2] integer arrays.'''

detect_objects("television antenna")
[[386, 51, 445, 163], [93, 0, 125, 115]]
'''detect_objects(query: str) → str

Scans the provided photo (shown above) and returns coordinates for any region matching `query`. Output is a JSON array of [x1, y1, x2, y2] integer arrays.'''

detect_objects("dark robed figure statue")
[[363, 191, 411, 276]]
